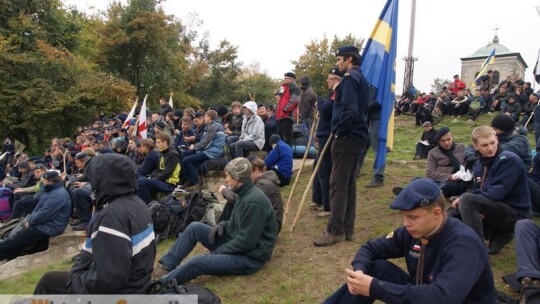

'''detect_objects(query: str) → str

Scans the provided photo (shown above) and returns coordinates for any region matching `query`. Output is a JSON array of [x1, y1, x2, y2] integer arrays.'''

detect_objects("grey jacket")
[[426, 143, 466, 181]]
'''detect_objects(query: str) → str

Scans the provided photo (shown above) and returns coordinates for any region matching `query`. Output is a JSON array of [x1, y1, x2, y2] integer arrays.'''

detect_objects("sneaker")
[[314, 232, 345, 247], [72, 223, 88, 231], [366, 180, 384, 188], [153, 263, 171, 278], [316, 211, 331, 218], [392, 186, 403, 196], [488, 233, 513, 255]]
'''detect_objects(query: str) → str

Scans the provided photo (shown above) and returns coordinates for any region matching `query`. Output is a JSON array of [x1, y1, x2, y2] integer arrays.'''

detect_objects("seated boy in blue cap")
[[324, 178, 496, 304]]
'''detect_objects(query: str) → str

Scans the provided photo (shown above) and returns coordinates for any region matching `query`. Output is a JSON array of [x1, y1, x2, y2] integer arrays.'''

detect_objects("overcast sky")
[[64, 0, 540, 94]]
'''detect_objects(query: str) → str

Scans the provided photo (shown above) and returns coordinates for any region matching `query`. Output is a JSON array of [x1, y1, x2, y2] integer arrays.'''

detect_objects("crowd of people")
[[1, 43, 540, 302]]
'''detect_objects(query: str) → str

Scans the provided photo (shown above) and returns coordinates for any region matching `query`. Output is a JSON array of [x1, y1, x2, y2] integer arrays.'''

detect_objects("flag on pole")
[[471, 49, 495, 87], [360, 0, 399, 169], [534, 48, 540, 85], [122, 99, 138, 129], [138, 95, 148, 139], [169, 92, 174, 109]]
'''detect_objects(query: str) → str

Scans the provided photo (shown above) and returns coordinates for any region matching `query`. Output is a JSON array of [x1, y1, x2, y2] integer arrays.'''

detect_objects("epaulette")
[[344, 72, 350, 77], [386, 231, 394, 239]]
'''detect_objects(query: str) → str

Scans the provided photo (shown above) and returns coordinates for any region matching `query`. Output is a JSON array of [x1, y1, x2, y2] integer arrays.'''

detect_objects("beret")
[[390, 178, 442, 210]]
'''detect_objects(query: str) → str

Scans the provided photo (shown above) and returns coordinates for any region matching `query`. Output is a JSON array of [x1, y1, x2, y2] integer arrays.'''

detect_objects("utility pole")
[[402, 0, 417, 94]]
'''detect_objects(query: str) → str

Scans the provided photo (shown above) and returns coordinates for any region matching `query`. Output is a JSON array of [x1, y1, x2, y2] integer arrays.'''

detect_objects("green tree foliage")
[[192, 39, 243, 107], [0, 0, 135, 152], [292, 34, 364, 97], [237, 63, 280, 106], [98, 0, 196, 111]]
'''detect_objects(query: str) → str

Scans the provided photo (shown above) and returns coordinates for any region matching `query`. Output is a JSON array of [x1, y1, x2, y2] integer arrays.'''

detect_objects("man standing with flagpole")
[[313, 44, 369, 247]]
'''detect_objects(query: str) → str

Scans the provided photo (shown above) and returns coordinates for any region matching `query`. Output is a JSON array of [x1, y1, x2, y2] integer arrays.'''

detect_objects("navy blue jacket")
[[265, 139, 293, 179], [472, 150, 531, 218], [498, 132, 532, 170], [353, 218, 496, 303], [27, 182, 71, 236], [316, 94, 334, 139], [138, 150, 159, 177], [331, 67, 369, 144]]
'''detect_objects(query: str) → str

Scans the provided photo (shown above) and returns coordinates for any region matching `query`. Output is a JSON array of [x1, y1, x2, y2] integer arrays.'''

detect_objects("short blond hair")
[[471, 125, 496, 144]]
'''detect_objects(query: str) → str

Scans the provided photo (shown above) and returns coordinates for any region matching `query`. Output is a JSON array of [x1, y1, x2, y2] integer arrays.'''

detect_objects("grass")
[[0, 113, 536, 302]]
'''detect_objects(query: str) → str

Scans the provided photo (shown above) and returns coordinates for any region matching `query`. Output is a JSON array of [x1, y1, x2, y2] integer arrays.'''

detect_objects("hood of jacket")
[[243, 101, 258, 116], [85, 153, 138, 208], [259, 170, 281, 186]]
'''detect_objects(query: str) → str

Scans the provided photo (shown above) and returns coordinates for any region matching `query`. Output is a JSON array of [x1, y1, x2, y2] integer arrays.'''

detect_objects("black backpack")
[[146, 279, 221, 304], [169, 190, 211, 237], [148, 195, 183, 243]]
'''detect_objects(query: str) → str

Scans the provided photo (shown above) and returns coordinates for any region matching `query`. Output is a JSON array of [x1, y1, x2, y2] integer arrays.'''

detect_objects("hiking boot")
[[69, 220, 82, 227], [488, 233, 513, 255], [413, 155, 421, 160], [366, 180, 384, 188], [316, 211, 331, 219], [345, 234, 354, 242], [153, 263, 171, 278], [72, 223, 88, 231], [392, 186, 403, 196], [314, 232, 345, 247]]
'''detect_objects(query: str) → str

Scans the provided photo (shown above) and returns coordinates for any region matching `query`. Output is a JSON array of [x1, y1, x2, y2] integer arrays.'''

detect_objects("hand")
[[23, 221, 29, 228], [208, 223, 224, 244], [451, 197, 460, 209], [13, 188, 21, 194], [218, 185, 228, 193], [345, 269, 373, 296], [188, 145, 195, 151]]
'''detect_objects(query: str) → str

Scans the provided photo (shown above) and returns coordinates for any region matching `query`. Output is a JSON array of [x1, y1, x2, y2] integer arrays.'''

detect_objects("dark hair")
[[251, 158, 266, 171]]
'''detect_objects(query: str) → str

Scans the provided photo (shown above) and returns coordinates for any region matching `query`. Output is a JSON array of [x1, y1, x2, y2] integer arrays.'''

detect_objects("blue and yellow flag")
[[471, 49, 495, 87], [360, 0, 399, 169]]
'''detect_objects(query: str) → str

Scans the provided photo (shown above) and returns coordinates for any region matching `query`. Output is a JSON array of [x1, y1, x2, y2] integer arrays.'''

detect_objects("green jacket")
[[214, 181, 277, 262]]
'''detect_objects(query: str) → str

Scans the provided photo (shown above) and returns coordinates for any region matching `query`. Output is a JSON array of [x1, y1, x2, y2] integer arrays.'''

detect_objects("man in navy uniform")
[[314, 45, 369, 246], [324, 178, 496, 303]]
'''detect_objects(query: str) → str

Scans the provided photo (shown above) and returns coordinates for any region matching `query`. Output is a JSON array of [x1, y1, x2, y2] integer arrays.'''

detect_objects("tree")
[[0, 1, 135, 153], [292, 34, 364, 96], [98, 0, 195, 110], [237, 63, 280, 106], [192, 38, 242, 106], [431, 78, 451, 94]]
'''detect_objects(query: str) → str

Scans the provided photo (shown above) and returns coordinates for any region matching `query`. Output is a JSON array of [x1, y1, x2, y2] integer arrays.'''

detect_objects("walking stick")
[[290, 133, 333, 232], [524, 112, 534, 129], [283, 110, 319, 225]]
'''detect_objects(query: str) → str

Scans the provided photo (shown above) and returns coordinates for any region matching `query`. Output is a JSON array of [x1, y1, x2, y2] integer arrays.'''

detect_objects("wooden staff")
[[290, 133, 333, 232], [283, 109, 318, 225], [524, 112, 534, 128], [62, 149, 68, 175]]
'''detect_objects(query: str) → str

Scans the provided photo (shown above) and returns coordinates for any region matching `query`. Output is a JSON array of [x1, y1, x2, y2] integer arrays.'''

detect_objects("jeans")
[[229, 140, 260, 159], [10, 194, 38, 219], [515, 219, 540, 280], [458, 193, 519, 241], [0, 226, 49, 260], [137, 177, 175, 204], [72, 188, 93, 223], [159, 222, 264, 285], [324, 259, 413, 304], [181, 152, 209, 185], [328, 136, 362, 236]]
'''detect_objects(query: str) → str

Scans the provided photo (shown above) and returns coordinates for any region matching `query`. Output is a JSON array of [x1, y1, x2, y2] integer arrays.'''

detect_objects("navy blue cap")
[[193, 112, 204, 118], [329, 66, 344, 78], [284, 72, 296, 79], [389, 178, 442, 210], [434, 127, 450, 142], [335, 45, 359, 56], [43, 170, 60, 180]]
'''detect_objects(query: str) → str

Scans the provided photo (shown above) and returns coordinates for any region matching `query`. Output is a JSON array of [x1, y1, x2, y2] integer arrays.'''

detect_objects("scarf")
[[440, 143, 460, 173]]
